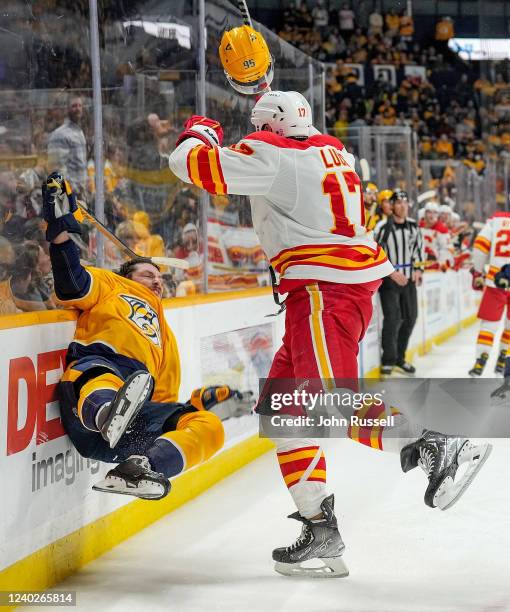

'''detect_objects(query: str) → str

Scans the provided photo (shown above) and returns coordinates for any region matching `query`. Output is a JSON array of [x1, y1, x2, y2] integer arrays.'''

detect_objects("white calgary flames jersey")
[[419, 219, 451, 264], [472, 212, 510, 288], [168, 131, 393, 288]]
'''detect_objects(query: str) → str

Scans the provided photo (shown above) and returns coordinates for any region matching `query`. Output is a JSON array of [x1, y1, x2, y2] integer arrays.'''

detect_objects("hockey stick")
[[46, 176, 189, 270], [227, 0, 273, 93], [73, 202, 189, 270], [235, 0, 253, 27]]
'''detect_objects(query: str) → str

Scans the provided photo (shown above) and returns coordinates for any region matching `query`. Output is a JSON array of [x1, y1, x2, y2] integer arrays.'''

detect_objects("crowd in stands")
[[277, 1, 509, 180], [0, 1, 504, 316]]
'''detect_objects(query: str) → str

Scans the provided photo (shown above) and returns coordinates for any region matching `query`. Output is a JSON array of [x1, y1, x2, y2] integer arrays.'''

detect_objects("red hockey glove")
[[188, 385, 241, 411], [470, 267, 484, 291], [176, 115, 224, 148]]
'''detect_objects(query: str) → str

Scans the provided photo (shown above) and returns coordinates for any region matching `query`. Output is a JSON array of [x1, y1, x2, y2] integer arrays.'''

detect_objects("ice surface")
[[32, 325, 510, 612]]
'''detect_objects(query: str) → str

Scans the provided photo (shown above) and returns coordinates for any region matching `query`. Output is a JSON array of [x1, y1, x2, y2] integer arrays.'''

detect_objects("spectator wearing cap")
[[374, 189, 393, 226], [374, 190, 424, 377]]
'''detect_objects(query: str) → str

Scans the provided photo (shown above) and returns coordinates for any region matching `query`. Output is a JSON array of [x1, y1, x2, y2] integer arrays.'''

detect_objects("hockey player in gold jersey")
[[43, 172, 238, 500]]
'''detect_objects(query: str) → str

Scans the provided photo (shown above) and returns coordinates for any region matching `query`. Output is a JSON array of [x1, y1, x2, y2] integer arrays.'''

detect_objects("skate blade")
[[379, 373, 393, 381], [107, 372, 153, 449], [435, 442, 492, 511], [92, 476, 168, 500], [274, 556, 349, 578], [393, 368, 416, 378]]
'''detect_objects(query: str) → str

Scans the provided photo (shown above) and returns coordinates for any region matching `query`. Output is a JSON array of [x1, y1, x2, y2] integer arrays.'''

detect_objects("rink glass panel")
[[0, 1, 351, 318], [0, 2, 94, 313], [327, 126, 418, 204], [96, 1, 203, 297], [204, 0, 325, 292]]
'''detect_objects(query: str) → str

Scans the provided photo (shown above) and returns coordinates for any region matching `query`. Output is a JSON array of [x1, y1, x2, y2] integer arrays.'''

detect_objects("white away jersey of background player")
[[168, 130, 393, 287], [473, 212, 510, 288]]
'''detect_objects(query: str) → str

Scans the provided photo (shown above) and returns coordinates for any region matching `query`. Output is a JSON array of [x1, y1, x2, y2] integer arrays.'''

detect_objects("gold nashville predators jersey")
[[472, 212, 510, 288], [168, 131, 393, 288], [60, 267, 180, 402]]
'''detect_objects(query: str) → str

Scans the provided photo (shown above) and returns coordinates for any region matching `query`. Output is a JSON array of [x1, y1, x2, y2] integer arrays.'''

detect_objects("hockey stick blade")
[[417, 190, 437, 204], [151, 256, 189, 270], [359, 158, 370, 182]]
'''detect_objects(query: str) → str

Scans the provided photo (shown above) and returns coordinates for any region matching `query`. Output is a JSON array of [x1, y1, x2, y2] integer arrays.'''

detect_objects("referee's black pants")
[[379, 278, 418, 366]]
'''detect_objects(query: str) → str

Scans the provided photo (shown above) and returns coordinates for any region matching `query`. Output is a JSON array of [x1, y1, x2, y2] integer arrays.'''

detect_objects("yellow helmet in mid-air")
[[219, 25, 274, 95]]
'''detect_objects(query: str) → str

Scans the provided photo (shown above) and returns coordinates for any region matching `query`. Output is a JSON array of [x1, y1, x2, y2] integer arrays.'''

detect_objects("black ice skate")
[[272, 495, 348, 578], [96, 370, 154, 449], [395, 361, 416, 376], [468, 352, 488, 377], [494, 350, 507, 375], [92, 455, 170, 500], [380, 365, 393, 379], [400, 430, 492, 510]]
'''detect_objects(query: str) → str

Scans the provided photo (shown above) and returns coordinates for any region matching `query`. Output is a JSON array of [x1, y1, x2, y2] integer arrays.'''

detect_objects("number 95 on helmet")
[[219, 25, 274, 95]]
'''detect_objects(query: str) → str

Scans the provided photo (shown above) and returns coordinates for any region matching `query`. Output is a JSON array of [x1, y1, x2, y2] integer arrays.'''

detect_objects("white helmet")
[[424, 201, 440, 213], [439, 204, 452, 215], [251, 91, 313, 138]]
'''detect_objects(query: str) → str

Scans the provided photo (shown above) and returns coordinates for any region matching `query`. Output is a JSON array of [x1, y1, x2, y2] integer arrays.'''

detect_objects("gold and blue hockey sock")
[[146, 410, 225, 478], [77, 372, 123, 431]]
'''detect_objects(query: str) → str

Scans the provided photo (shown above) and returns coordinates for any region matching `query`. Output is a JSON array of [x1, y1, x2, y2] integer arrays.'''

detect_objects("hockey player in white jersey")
[[168, 89, 491, 577], [470, 212, 510, 376], [419, 201, 451, 269]]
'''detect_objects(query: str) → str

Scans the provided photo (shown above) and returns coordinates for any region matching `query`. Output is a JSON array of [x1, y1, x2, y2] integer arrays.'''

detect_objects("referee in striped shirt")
[[374, 190, 424, 377]]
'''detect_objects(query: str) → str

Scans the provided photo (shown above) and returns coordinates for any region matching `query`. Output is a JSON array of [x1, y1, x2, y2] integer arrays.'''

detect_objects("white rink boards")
[[29, 324, 510, 612]]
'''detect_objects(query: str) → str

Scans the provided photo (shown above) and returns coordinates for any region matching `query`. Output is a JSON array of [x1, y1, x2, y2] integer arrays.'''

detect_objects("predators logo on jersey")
[[120, 294, 162, 347]]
